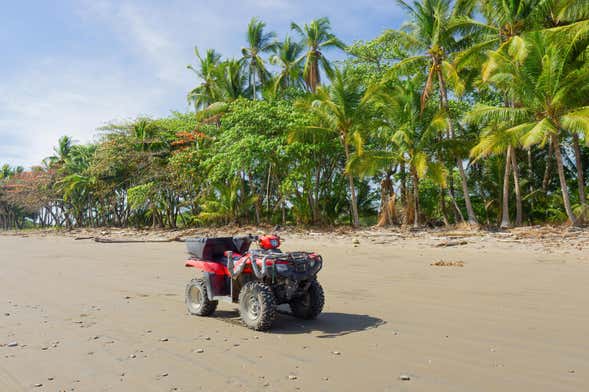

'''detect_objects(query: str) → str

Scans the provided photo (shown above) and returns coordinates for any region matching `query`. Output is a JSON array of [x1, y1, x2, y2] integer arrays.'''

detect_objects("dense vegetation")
[[1, 0, 588, 230]]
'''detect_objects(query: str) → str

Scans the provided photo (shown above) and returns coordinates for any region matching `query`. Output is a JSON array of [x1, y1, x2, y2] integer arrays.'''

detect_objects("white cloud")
[[1, 0, 405, 167], [0, 58, 169, 167]]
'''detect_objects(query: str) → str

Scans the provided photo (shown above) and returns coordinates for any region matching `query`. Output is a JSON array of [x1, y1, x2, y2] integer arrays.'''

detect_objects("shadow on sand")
[[213, 308, 386, 338]]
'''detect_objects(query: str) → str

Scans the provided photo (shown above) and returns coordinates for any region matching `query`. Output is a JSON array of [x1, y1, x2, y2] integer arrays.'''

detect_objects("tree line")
[[1, 0, 588, 230]]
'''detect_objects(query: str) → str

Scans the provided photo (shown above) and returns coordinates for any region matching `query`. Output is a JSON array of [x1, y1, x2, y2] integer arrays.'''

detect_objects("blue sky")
[[1, 0, 405, 167]]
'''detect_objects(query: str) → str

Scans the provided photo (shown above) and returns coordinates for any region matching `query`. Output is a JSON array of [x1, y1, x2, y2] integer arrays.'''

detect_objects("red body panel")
[[186, 252, 321, 276], [185, 259, 228, 276]]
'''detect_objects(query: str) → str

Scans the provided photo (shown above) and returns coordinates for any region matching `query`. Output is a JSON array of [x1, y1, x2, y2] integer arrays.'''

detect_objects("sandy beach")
[[1, 229, 588, 391]]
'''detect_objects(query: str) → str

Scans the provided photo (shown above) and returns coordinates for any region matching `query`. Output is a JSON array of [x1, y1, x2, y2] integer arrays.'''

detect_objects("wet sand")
[[1, 232, 588, 391]]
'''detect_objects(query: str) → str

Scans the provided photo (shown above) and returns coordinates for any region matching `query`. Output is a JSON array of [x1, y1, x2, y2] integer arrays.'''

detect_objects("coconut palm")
[[469, 120, 526, 227], [456, 0, 537, 68], [293, 68, 382, 227], [470, 32, 589, 225], [270, 36, 305, 93], [291, 17, 346, 92], [44, 136, 74, 168], [457, 0, 588, 67], [535, 0, 589, 27], [457, 1, 588, 223], [187, 47, 222, 110], [346, 77, 451, 227], [241, 17, 277, 99], [391, 0, 481, 225], [216, 59, 249, 101], [387, 79, 449, 227]]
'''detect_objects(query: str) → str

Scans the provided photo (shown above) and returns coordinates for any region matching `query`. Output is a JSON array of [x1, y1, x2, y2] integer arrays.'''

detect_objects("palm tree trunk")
[[309, 56, 319, 93], [412, 168, 419, 228], [572, 133, 586, 211], [510, 146, 523, 226], [527, 149, 535, 224], [448, 185, 465, 223], [552, 134, 578, 226], [456, 160, 478, 225], [437, 70, 478, 225], [501, 147, 512, 228], [343, 141, 359, 227], [440, 188, 449, 226], [251, 65, 257, 100], [377, 173, 394, 226], [542, 142, 553, 192], [400, 163, 407, 207]]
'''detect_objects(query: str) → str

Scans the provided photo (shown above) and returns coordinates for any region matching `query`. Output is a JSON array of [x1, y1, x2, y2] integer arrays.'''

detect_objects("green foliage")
[[3, 6, 589, 230]]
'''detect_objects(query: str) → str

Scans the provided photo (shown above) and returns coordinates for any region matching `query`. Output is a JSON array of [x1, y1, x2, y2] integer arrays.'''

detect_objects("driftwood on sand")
[[435, 240, 468, 248], [94, 237, 183, 244]]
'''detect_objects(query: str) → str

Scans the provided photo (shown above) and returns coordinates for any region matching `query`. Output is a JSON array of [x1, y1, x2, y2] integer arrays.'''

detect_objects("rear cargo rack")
[[186, 237, 252, 261]]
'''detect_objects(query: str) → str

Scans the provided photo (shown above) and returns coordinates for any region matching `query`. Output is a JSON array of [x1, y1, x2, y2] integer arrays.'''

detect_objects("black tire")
[[289, 280, 324, 320], [185, 278, 218, 316], [238, 281, 276, 331]]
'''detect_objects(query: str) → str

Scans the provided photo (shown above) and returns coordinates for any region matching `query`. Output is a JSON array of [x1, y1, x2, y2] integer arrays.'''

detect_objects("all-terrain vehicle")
[[184, 235, 324, 330]]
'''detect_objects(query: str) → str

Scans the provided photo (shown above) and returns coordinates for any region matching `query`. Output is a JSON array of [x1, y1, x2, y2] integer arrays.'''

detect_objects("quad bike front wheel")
[[185, 278, 218, 316], [238, 281, 276, 331], [289, 280, 324, 320]]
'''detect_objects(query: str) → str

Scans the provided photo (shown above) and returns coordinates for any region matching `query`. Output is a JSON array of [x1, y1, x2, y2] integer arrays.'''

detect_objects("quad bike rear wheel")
[[238, 281, 276, 331], [185, 278, 218, 316], [289, 280, 324, 319]]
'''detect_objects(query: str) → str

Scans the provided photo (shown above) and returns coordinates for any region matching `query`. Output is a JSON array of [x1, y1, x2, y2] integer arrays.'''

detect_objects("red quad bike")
[[184, 235, 324, 331]]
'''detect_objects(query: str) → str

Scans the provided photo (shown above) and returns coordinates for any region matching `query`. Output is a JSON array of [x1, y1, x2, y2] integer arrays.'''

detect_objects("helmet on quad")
[[259, 234, 280, 250]]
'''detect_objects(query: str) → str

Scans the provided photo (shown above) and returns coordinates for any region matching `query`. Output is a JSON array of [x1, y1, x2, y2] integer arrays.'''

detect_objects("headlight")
[[275, 264, 289, 272]]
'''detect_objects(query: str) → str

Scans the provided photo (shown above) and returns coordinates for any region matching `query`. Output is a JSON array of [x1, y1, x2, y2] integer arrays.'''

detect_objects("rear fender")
[[186, 260, 230, 300], [185, 259, 228, 276]]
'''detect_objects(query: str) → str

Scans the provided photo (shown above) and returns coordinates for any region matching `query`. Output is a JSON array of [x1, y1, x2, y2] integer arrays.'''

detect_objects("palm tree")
[[291, 17, 346, 92], [293, 68, 381, 227], [392, 0, 480, 225], [471, 32, 589, 225], [456, 0, 589, 69], [535, 0, 589, 27], [469, 119, 526, 227], [131, 118, 166, 153], [45, 136, 74, 168], [241, 17, 277, 99], [216, 59, 249, 101], [187, 47, 222, 110], [387, 79, 449, 227], [456, 0, 538, 69], [270, 36, 305, 93]]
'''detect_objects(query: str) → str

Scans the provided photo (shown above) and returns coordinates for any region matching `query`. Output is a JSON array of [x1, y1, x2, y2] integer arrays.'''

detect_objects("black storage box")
[[186, 237, 252, 261]]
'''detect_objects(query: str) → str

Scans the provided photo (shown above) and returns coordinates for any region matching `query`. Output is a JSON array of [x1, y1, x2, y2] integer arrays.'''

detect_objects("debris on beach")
[[431, 260, 465, 267], [435, 240, 468, 247]]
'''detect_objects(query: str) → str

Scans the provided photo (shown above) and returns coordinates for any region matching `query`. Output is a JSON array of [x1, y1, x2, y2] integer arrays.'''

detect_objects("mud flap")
[[203, 272, 229, 300]]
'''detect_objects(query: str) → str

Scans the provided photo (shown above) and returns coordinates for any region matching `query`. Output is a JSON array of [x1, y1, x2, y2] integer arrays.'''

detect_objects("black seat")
[[186, 237, 252, 263]]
